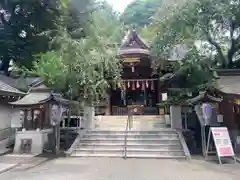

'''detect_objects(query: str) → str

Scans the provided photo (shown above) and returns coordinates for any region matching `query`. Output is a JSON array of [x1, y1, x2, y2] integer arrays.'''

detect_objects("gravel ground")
[[0, 157, 239, 180]]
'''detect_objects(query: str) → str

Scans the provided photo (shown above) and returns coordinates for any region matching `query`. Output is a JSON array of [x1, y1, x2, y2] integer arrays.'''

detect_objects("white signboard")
[[211, 127, 234, 157], [162, 93, 168, 101]]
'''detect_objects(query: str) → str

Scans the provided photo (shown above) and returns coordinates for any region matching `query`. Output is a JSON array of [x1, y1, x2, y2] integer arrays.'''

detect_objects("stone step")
[[99, 117, 165, 124], [76, 144, 183, 151], [86, 130, 177, 134], [80, 139, 180, 144], [75, 148, 183, 153], [71, 152, 185, 158], [100, 115, 164, 119], [126, 154, 185, 159], [99, 123, 166, 127], [72, 149, 185, 158], [83, 134, 179, 139], [98, 124, 167, 128], [78, 141, 181, 147], [97, 124, 168, 130], [85, 130, 177, 135]]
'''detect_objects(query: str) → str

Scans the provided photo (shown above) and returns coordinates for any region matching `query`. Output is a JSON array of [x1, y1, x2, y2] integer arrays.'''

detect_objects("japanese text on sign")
[[211, 127, 234, 157]]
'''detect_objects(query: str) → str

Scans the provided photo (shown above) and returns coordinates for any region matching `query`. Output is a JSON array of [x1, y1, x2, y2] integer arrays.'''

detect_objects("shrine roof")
[[118, 30, 150, 56], [0, 80, 25, 96], [10, 83, 77, 106], [0, 74, 43, 92], [217, 75, 240, 95], [186, 91, 223, 105]]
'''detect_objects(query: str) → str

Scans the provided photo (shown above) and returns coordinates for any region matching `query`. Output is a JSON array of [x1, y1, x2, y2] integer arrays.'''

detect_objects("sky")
[[106, 0, 135, 12]]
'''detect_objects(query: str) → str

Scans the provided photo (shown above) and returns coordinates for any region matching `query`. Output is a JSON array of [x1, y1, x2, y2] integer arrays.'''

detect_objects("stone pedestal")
[[14, 129, 52, 155]]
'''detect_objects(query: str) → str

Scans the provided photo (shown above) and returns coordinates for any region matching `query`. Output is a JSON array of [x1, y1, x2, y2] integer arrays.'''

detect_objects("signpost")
[[205, 127, 236, 164]]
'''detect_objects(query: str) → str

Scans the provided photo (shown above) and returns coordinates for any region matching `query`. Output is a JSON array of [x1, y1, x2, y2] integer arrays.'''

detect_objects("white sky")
[[106, 0, 135, 12]]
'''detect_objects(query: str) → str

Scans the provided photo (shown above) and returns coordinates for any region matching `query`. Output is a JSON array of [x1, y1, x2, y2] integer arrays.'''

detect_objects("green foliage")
[[151, 0, 240, 68], [32, 1, 124, 104], [157, 91, 188, 107], [0, 0, 61, 74], [121, 0, 163, 29]]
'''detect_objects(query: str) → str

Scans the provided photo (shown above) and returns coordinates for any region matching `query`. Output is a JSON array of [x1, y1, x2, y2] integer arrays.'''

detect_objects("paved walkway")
[[0, 157, 239, 180]]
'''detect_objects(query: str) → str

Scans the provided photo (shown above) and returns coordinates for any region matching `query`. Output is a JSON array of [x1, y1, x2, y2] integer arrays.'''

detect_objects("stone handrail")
[[177, 130, 191, 160], [65, 129, 86, 157], [0, 128, 14, 141]]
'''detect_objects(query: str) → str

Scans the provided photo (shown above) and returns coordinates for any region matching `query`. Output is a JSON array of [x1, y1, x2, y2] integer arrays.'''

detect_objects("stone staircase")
[[70, 115, 188, 158], [95, 115, 166, 130]]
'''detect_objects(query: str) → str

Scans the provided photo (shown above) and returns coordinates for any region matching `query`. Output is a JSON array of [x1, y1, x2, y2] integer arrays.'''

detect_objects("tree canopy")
[[150, 0, 240, 68], [0, 0, 61, 74], [32, 0, 124, 103], [121, 0, 163, 29]]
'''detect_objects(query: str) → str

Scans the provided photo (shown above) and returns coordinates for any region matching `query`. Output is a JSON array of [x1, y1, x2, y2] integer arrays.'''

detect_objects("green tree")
[[0, 0, 61, 74], [121, 0, 163, 29], [151, 0, 240, 68], [32, 1, 124, 103]]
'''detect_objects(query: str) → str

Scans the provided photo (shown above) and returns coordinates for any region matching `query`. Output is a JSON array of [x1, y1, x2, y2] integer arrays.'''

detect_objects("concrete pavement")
[[0, 157, 239, 180]]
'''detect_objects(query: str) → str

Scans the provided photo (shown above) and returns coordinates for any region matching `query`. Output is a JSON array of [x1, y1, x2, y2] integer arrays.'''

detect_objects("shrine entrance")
[[110, 79, 159, 115]]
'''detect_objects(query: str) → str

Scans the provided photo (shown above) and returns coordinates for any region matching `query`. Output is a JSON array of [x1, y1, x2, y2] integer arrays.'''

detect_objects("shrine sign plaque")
[[206, 127, 237, 164], [211, 127, 234, 157]]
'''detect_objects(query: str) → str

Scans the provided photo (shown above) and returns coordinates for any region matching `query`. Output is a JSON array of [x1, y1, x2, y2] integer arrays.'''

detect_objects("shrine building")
[[104, 30, 169, 116]]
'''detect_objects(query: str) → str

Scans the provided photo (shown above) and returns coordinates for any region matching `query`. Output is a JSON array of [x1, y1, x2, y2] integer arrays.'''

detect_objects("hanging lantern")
[[136, 81, 140, 88], [146, 81, 149, 88], [127, 81, 130, 88]]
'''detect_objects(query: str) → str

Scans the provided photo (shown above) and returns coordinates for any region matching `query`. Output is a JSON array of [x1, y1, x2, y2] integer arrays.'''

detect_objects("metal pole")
[[201, 126, 205, 156], [205, 127, 211, 160]]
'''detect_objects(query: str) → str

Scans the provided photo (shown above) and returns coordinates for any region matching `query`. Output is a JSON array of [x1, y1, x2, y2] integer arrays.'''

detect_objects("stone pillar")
[[84, 106, 95, 129], [170, 105, 182, 129]]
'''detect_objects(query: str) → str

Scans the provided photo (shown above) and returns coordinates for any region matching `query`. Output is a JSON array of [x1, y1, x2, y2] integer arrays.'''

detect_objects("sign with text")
[[211, 127, 234, 157]]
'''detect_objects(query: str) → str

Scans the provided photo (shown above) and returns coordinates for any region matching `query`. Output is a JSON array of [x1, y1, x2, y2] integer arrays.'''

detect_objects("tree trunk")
[[227, 50, 234, 68], [0, 56, 10, 75]]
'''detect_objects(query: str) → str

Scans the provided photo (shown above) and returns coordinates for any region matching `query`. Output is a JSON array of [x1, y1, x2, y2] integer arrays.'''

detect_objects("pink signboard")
[[211, 127, 234, 157]]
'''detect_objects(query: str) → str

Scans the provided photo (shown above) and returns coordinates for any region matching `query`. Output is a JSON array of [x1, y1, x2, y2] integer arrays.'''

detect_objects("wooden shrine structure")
[[9, 83, 75, 154], [105, 30, 167, 116]]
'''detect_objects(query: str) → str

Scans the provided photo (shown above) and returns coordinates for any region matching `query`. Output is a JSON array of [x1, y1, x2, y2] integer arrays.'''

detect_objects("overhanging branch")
[[205, 31, 226, 64]]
